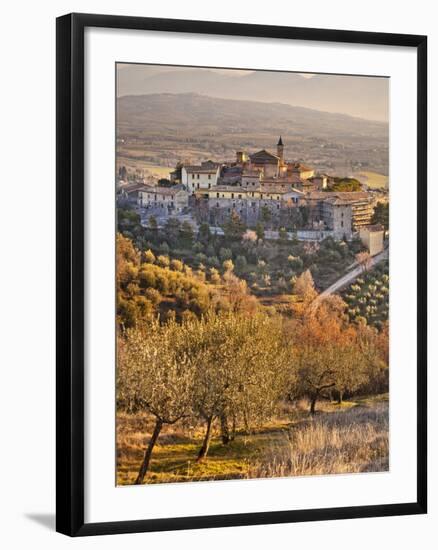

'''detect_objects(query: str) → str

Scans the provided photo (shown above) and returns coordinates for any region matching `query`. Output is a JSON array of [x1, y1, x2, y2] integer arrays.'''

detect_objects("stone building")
[[248, 149, 281, 178], [305, 191, 373, 230], [287, 162, 315, 180], [138, 185, 189, 214], [181, 162, 221, 193], [118, 181, 147, 202], [233, 137, 316, 183], [321, 197, 353, 240], [359, 224, 385, 256], [196, 185, 303, 227]]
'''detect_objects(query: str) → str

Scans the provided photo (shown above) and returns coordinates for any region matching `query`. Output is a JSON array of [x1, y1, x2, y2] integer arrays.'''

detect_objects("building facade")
[[138, 185, 189, 214], [321, 198, 353, 240], [359, 224, 385, 256], [181, 162, 220, 193], [196, 185, 303, 227]]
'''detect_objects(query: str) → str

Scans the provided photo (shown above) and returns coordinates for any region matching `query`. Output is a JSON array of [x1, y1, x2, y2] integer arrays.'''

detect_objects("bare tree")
[[356, 251, 372, 272]]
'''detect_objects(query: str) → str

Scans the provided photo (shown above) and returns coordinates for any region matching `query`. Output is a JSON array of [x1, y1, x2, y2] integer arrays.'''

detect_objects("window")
[[341, 221, 344, 227], [197, 174, 200, 179], [217, 192, 219, 198], [208, 174, 211, 180], [192, 174, 195, 179], [231, 193, 234, 198]]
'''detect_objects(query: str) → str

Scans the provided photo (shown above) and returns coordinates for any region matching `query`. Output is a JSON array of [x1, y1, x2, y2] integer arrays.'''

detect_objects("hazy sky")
[[117, 63, 389, 122]]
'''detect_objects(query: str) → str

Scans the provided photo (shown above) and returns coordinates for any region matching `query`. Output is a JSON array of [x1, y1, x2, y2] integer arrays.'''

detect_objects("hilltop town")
[[117, 137, 388, 254]]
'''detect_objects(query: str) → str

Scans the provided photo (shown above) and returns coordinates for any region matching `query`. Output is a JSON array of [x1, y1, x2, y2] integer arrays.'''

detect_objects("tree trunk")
[[220, 413, 230, 445], [310, 395, 318, 415], [337, 390, 343, 404], [230, 415, 236, 441], [134, 418, 163, 485], [197, 416, 214, 461]]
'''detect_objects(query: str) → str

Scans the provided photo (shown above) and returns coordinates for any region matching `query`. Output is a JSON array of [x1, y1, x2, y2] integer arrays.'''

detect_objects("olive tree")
[[117, 320, 195, 484], [230, 314, 289, 430], [190, 313, 289, 459]]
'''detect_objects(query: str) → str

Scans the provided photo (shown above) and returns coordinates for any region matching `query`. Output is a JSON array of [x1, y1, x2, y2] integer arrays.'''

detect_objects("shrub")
[[139, 268, 156, 289], [156, 255, 170, 268], [209, 268, 221, 284], [219, 247, 232, 261], [207, 256, 220, 268], [159, 242, 170, 254], [223, 259, 234, 273], [235, 255, 248, 271], [144, 287, 162, 306], [143, 249, 156, 264], [170, 259, 184, 272]]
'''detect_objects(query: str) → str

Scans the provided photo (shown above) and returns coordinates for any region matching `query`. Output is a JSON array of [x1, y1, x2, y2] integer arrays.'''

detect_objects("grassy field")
[[117, 154, 172, 179], [355, 171, 389, 189], [117, 394, 388, 485]]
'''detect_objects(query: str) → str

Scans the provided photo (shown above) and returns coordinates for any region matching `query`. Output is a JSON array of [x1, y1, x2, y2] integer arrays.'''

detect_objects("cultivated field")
[[117, 395, 388, 485], [355, 171, 389, 189], [116, 153, 172, 179]]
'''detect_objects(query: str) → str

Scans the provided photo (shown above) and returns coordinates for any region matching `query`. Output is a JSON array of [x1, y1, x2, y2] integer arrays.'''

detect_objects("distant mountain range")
[[117, 66, 389, 122], [117, 92, 388, 141]]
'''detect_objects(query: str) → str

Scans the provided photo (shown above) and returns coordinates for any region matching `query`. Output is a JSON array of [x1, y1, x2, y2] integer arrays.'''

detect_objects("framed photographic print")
[[56, 13, 427, 536]]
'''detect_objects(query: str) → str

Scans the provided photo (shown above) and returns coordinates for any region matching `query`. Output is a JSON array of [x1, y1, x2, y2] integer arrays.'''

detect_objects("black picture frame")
[[56, 12, 427, 537]]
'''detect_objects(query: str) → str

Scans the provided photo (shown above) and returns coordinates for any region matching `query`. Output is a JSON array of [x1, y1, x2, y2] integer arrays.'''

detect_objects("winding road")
[[312, 247, 389, 307]]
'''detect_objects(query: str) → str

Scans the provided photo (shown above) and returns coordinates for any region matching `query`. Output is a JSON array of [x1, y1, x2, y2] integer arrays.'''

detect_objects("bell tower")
[[277, 136, 284, 163]]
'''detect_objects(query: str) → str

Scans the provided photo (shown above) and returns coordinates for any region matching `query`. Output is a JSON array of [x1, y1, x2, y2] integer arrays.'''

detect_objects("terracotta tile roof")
[[306, 191, 372, 202], [184, 165, 219, 174], [324, 197, 352, 206], [141, 185, 187, 196], [249, 149, 279, 163], [289, 162, 314, 172], [120, 182, 148, 193], [242, 169, 261, 177], [205, 185, 247, 193], [360, 224, 385, 232]]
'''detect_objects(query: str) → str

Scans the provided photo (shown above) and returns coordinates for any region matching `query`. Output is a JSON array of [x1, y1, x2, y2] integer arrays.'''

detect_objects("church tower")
[[277, 136, 284, 163]]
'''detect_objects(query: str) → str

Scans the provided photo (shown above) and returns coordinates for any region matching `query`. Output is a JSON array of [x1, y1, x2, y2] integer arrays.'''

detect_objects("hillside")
[[117, 93, 389, 177]]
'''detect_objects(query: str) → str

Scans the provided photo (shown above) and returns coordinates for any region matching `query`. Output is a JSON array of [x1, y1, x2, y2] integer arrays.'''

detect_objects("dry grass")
[[355, 171, 389, 189], [248, 402, 388, 479], [117, 397, 389, 485]]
